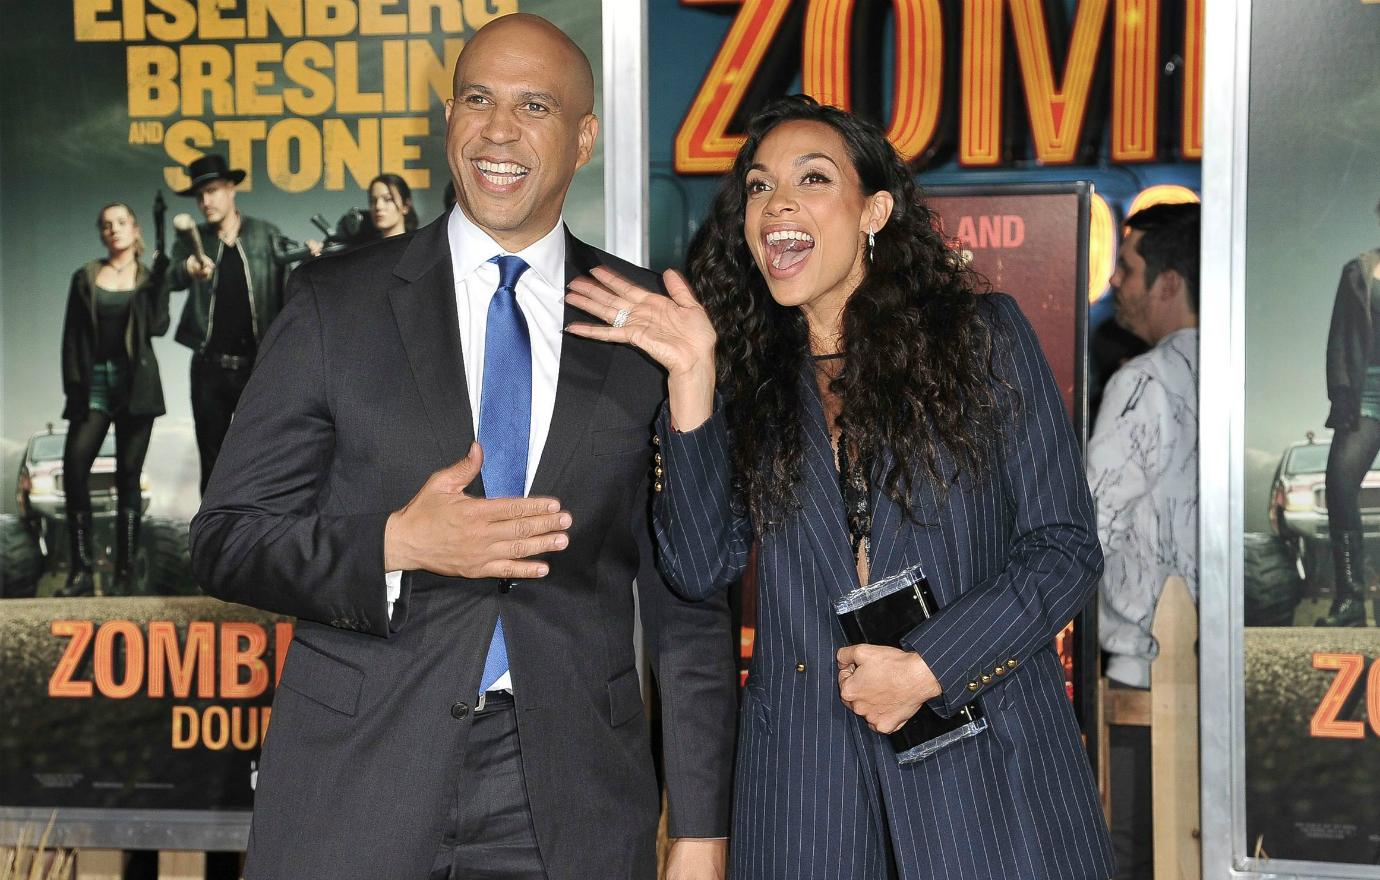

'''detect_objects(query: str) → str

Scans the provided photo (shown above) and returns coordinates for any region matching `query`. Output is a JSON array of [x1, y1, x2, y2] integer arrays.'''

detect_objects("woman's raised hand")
[[566, 267, 715, 376], [566, 267, 717, 430]]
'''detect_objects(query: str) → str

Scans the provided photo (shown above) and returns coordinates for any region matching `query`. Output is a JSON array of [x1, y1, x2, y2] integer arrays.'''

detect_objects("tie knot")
[[490, 254, 529, 292]]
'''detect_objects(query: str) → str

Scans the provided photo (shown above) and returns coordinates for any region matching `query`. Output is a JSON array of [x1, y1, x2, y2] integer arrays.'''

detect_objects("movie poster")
[[0, 0, 605, 848], [1237, 0, 1380, 867]]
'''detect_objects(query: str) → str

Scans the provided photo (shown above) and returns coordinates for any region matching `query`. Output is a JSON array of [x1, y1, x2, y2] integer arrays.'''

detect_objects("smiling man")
[[190, 14, 736, 880]]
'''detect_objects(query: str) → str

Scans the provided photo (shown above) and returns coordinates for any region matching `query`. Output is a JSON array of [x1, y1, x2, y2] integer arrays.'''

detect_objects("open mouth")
[[763, 229, 815, 273], [474, 159, 530, 188]]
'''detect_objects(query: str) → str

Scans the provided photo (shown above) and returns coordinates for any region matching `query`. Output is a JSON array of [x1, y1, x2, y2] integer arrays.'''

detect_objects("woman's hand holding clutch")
[[836, 644, 942, 734]]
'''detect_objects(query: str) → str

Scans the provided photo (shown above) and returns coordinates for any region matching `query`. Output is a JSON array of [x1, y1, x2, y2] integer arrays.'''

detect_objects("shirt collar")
[[447, 206, 567, 292]]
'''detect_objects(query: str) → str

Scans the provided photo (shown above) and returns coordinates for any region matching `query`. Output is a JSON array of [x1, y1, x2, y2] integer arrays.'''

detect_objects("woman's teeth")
[[765, 230, 815, 269]]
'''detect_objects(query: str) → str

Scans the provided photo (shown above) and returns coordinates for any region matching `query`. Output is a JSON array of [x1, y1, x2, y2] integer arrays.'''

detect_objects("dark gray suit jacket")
[[654, 294, 1115, 879], [190, 216, 737, 880]]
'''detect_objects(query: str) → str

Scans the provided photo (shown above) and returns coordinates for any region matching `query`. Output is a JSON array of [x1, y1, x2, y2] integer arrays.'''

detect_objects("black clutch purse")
[[834, 564, 988, 763]]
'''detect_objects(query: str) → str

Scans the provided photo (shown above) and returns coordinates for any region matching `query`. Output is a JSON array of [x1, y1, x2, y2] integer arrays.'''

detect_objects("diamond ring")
[[612, 307, 632, 328]]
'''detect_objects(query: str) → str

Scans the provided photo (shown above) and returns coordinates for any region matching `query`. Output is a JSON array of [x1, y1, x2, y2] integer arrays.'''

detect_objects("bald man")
[[191, 15, 736, 880]]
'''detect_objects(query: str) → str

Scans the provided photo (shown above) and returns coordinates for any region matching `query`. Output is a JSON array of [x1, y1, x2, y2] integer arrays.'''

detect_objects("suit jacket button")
[[994, 666, 1005, 676], [499, 580, 515, 593], [1007, 658, 1018, 669], [981, 674, 992, 684], [654, 482, 663, 493], [450, 701, 470, 719], [795, 663, 806, 673], [967, 682, 979, 692]]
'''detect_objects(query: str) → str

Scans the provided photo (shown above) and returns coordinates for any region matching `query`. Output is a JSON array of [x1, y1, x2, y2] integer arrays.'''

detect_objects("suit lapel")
[[795, 364, 862, 601], [386, 217, 479, 471], [528, 231, 615, 498]]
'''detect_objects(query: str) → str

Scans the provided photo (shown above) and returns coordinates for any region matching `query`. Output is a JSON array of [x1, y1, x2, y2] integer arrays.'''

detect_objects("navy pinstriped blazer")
[[654, 293, 1114, 880]]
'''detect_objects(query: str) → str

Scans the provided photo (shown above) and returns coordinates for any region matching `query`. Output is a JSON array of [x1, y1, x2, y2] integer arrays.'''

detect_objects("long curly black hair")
[[686, 95, 1009, 528]]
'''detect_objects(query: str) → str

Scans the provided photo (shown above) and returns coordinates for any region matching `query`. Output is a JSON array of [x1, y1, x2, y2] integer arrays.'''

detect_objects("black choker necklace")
[[811, 352, 845, 361]]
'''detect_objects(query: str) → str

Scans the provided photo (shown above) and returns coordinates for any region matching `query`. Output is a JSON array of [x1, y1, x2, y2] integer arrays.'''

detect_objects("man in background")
[[1086, 201, 1201, 879]]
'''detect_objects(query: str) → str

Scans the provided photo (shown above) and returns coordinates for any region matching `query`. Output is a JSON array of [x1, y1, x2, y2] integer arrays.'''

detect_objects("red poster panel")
[[924, 183, 1091, 438]]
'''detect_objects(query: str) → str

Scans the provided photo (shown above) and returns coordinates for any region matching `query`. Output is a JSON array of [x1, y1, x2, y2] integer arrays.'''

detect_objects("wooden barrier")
[[1098, 575, 1201, 880]]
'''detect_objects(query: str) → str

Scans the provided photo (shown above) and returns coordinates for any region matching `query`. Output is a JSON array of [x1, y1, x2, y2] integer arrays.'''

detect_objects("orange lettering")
[[674, 0, 791, 173], [1008, 0, 1110, 164], [49, 620, 95, 698], [93, 620, 145, 698], [148, 621, 216, 698], [220, 623, 270, 699], [1110, 0, 1159, 161], [1310, 653, 1366, 739]]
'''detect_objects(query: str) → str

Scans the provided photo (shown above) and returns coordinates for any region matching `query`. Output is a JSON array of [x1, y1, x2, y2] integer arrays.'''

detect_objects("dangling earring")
[[867, 226, 876, 263]]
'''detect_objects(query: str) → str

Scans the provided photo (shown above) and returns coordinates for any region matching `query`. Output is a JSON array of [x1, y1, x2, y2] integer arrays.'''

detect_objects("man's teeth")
[[476, 160, 529, 182]]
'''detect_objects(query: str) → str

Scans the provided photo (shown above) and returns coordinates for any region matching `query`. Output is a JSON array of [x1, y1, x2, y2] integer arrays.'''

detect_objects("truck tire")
[[136, 517, 194, 596], [1, 514, 43, 598], [1244, 532, 1304, 626]]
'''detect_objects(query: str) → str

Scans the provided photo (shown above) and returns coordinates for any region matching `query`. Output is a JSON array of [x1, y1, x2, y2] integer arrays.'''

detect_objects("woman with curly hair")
[[568, 96, 1112, 879]]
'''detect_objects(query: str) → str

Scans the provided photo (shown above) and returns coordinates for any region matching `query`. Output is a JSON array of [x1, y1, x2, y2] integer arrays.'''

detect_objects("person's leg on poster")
[[111, 412, 154, 595], [1321, 416, 1380, 626], [192, 356, 252, 495], [57, 409, 114, 597]]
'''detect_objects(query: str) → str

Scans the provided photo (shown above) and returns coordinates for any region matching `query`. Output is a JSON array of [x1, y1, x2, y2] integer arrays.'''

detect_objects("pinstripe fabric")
[[654, 294, 1114, 879]]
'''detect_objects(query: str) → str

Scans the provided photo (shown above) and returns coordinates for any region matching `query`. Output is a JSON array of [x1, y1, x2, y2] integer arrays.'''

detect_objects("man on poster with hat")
[[169, 153, 296, 494]]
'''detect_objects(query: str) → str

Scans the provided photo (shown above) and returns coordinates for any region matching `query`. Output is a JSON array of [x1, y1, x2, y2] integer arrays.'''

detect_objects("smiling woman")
[[565, 95, 1113, 879]]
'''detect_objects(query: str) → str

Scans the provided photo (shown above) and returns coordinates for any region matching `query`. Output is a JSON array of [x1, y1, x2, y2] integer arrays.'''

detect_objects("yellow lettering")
[[147, 0, 197, 42], [127, 45, 180, 117], [199, 0, 247, 39], [283, 40, 335, 116], [203, 705, 230, 750], [163, 119, 215, 192], [381, 117, 430, 190], [123, 0, 148, 40], [323, 118, 380, 191], [214, 120, 269, 190], [267, 118, 323, 192], [180, 44, 236, 117], [171, 706, 198, 749], [462, 0, 516, 29], [246, 0, 304, 38], [74, 0, 121, 41], [408, 37, 464, 110], [235, 43, 285, 115], [408, 0, 465, 35], [304, 0, 357, 37], [383, 40, 408, 113], [359, 0, 408, 35], [335, 41, 382, 114]]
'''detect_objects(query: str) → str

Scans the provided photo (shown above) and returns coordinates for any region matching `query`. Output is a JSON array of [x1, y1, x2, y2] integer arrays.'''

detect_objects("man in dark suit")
[[190, 14, 736, 879]]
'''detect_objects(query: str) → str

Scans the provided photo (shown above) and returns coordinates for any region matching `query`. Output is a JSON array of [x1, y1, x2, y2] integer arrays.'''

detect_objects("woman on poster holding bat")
[[58, 201, 170, 596], [567, 96, 1112, 878]]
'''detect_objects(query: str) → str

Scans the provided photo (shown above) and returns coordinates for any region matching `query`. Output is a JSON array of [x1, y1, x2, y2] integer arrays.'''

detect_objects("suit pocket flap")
[[590, 425, 650, 457], [606, 667, 644, 727], [280, 639, 364, 716]]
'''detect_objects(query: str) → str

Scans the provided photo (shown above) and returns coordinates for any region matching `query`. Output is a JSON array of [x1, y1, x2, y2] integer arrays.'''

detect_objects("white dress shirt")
[[386, 208, 569, 691]]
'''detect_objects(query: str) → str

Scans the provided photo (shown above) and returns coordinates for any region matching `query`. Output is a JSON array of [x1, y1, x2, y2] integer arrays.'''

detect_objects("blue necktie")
[[477, 255, 530, 694]]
